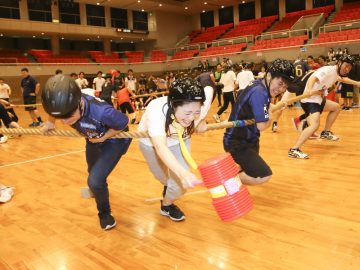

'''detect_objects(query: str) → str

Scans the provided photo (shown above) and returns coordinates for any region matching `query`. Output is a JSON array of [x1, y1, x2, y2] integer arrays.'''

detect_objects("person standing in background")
[[213, 63, 223, 107], [93, 71, 105, 97], [75, 71, 88, 89], [20, 68, 42, 127]]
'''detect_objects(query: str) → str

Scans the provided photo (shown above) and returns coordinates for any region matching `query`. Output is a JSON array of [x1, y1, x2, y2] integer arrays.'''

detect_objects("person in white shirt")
[[125, 69, 137, 92], [213, 65, 237, 122], [289, 55, 360, 159], [75, 71, 88, 89], [0, 78, 11, 100], [93, 71, 105, 97], [256, 66, 266, 79], [138, 78, 206, 222], [236, 62, 255, 92], [0, 78, 19, 128]]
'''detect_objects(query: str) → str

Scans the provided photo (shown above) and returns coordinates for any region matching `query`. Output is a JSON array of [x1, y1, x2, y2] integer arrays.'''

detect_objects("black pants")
[[0, 103, 13, 127], [86, 138, 132, 215], [2, 98, 18, 123], [215, 85, 223, 106], [217, 92, 234, 116]]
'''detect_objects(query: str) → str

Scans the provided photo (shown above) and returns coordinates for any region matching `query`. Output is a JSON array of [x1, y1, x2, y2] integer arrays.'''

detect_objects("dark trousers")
[[217, 92, 235, 116], [86, 138, 132, 215], [0, 103, 13, 127], [215, 85, 223, 106]]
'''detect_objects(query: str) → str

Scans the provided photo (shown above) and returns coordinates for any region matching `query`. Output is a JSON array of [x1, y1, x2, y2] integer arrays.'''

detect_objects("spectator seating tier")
[[250, 35, 308, 50], [199, 43, 247, 56]]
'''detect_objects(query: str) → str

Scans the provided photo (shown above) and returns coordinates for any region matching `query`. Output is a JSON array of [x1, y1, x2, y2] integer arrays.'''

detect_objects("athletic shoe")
[[291, 117, 301, 131], [0, 187, 14, 203], [0, 135, 8, 144], [98, 213, 117, 230], [160, 201, 185, 221], [288, 148, 309, 159], [213, 114, 220, 123], [320, 131, 339, 141], [272, 122, 278, 132]]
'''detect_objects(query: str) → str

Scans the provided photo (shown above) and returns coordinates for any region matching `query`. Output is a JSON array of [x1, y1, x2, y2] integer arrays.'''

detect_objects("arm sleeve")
[[198, 86, 213, 121], [101, 105, 129, 130], [248, 90, 270, 123], [146, 102, 167, 138]]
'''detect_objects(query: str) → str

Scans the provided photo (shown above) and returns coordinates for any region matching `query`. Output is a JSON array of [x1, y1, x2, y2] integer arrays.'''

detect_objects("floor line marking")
[[0, 150, 85, 169]]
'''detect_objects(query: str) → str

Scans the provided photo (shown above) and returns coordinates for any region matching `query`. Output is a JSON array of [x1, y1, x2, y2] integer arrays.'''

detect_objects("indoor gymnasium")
[[0, 0, 359, 269]]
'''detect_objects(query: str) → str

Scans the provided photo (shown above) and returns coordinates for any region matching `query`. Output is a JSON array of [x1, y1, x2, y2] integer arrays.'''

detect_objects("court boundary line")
[[0, 150, 85, 169]]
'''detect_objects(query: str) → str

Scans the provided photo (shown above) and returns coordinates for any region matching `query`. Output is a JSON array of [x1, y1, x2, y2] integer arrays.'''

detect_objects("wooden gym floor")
[[0, 102, 359, 270]]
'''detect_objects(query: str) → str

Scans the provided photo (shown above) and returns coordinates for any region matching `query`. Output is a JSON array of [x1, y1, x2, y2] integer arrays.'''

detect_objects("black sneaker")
[[98, 213, 117, 230], [160, 201, 185, 221]]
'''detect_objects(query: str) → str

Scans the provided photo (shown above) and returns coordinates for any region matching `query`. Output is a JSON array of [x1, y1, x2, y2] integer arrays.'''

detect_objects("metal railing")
[[255, 28, 309, 41], [211, 35, 254, 47], [320, 20, 360, 33]]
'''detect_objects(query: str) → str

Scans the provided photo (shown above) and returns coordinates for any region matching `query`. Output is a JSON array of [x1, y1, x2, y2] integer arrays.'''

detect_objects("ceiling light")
[[137, 0, 141, 2], [131, 41, 134, 43], [110, 39, 112, 42], [141, 9, 145, 11], [202, 10, 205, 13], [204, 2, 207, 5], [87, 38, 90, 41], [221, 5, 224, 8], [96, 2, 100, 5], [121, 37, 123, 40], [41, 32, 44, 35], [97, 35, 100, 38], [61, 37, 64, 39], [32, 35, 36, 38], [159, 3, 162, 7], [185, 6, 188, 10], [0, 34, 3, 36], [242, 0, 245, 3]]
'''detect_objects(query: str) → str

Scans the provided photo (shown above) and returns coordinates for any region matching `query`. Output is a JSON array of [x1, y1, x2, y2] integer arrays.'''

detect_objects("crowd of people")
[[1, 52, 359, 231]]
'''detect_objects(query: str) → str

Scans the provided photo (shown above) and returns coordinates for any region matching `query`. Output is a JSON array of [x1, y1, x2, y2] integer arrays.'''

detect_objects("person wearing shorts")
[[20, 68, 42, 127], [223, 59, 295, 185], [288, 55, 360, 159]]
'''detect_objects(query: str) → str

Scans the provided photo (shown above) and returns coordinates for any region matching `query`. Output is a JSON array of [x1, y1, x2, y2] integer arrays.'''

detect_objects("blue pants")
[[86, 138, 131, 215]]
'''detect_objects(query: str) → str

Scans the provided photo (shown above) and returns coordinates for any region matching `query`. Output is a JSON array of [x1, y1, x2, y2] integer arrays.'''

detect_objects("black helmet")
[[268, 58, 295, 83], [168, 78, 205, 104], [337, 55, 355, 77], [338, 55, 355, 67], [42, 75, 81, 119]]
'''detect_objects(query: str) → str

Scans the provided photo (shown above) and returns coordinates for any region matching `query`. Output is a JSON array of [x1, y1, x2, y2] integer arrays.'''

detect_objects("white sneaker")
[[288, 148, 309, 159], [320, 131, 339, 141], [213, 114, 220, 123], [0, 135, 8, 144], [0, 187, 14, 203]]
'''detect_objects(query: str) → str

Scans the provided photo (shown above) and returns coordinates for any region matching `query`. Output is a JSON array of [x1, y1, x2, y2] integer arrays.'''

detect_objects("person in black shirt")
[[100, 74, 115, 106], [20, 68, 43, 127]]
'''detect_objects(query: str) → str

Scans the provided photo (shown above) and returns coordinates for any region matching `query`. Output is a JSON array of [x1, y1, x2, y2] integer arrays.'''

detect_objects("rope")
[[8, 103, 43, 108], [131, 91, 169, 99], [0, 92, 313, 139]]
